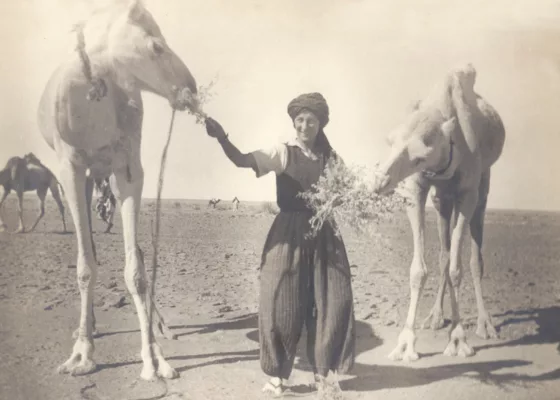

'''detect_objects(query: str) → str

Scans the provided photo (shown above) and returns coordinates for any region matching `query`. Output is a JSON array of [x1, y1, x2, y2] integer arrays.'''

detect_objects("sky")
[[1, 0, 560, 210]]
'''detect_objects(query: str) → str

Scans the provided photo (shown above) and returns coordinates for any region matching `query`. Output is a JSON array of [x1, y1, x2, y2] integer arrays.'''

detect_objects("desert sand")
[[0, 197, 559, 400]]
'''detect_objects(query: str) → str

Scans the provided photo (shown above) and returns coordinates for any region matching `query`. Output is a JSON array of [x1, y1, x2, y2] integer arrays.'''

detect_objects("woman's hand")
[[205, 117, 227, 140]]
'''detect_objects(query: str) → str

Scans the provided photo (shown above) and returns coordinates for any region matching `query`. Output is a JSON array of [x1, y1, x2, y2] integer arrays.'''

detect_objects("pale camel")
[[36, 0, 198, 379], [208, 198, 221, 208], [0, 153, 67, 233], [373, 63, 505, 361], [232, 196, 240, 211]]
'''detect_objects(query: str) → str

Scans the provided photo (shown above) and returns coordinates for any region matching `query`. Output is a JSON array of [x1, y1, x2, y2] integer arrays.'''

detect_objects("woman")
[[94, 177, 116, 234], [205, 92, 355, 396]]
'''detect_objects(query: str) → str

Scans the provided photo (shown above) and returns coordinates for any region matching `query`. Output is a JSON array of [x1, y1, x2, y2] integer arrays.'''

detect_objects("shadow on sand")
[[97, 305, 560, 392]]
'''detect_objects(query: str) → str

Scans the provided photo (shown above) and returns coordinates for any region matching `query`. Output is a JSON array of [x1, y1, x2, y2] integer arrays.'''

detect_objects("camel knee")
[[124, 250, 146, 296], [449, 267, 463, 288], [410, 261, 427, 290], [77, 262, 97, 291]]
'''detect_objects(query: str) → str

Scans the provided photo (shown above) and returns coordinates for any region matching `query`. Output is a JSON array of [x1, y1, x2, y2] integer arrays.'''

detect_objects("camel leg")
[[14, 190, 25, 233], [421, 190, 454, 330], [135, 246, 177, 341], [50, 181, 67, 233], [29, 188, 47, 232], [388, 181, 429, 362], [72, 176, 98, 340], [443, 190, 477, 358], [57, 161, 97, 376], [112, 165, 178, 380], [0, 189, 10, 231], [470, 171, 498, 339]]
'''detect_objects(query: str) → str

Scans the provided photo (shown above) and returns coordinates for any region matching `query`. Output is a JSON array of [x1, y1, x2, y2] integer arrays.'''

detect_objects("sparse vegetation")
[[179, 78, 218, 125], [260, 201, 280, 215]]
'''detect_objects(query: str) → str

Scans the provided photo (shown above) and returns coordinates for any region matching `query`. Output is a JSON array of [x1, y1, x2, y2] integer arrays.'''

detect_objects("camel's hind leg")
[[0, 188, 10, 231], [29, 188, 47, 232], [422, 189, 454, 331], [111, 165, 177, 380], [50, 180, 67, 233], [469, 170, 498, 339], [57, 161, 97, 376], [136, 246, 177, 341], [14, 190, 25, 233]]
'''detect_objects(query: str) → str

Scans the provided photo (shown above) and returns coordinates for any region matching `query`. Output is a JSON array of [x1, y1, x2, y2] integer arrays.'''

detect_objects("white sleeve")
[[250, 143, 288, 178]]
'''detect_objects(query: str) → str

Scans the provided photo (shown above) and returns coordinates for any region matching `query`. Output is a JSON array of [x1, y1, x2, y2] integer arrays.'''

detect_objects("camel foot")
[[57, 337, 96, 376], [421, 306, 445, 330], [0, 224, 6, 232], [476, 314, 499, 340], [388, 327, 419, 362], [140, 344, 179, 380], [443, 324, 474, 357], [262, 378, 284, 397], [155, 321, 178, 341], [140, 363, 158, 381], [157, 359, 179, 379], [14, 226, 25, 234], [104, 223, 113, 234]]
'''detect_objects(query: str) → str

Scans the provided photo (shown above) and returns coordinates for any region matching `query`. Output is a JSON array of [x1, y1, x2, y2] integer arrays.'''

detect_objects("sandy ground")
[[1, 197, 559, 400]]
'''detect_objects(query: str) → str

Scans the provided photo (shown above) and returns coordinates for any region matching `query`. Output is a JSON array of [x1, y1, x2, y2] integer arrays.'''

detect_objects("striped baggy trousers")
[[258, 211, 355, 379]]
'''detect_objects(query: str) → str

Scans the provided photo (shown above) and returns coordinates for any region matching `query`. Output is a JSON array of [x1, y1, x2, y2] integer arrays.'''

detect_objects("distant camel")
[[374, 63, 505, 362], [232, 196, 240, 211], [0, 153, 67, 233], [208, 198, 221, 208]]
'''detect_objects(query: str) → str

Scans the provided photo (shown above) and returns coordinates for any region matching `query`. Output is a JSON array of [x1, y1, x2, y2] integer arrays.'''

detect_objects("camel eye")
[[150, 40, 164, 55]]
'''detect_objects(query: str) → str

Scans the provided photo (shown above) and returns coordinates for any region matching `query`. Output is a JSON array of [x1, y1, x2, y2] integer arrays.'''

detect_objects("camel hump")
[[7, 157, 26, 182]]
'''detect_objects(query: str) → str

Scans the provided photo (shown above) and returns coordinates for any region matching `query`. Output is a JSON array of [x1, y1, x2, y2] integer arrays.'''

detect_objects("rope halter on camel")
[[73, 23, 107, 101]]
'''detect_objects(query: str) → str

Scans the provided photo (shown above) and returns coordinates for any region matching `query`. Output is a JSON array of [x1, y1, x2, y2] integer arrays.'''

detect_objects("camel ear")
[[127, 0, 143, 21], [441, 117, 457, 136]]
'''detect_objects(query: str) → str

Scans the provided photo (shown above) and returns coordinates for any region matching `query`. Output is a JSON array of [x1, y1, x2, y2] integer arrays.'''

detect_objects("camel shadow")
[[96, 349, 260, 373], [58, 230, 73, 235], [170, 313, 258, 337], [475, 306, 560, 352], [341, 360, 560, 392]]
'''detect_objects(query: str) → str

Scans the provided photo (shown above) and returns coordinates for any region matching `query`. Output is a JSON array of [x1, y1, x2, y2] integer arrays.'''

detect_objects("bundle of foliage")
[[298, 155, 410, 238]]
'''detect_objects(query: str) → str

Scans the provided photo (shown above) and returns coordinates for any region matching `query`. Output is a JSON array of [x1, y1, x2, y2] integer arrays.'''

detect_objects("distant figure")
[[94, 178, 116, 233], [232, 196, 240, 211], [208, 198, 221, 208]]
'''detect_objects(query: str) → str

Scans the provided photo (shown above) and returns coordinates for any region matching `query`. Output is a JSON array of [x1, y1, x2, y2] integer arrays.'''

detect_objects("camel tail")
[[49, 174, 65, 198]]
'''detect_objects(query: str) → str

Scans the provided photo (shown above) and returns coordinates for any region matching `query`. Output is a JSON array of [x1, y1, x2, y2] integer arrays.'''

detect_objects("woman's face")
[[294, 110, 321, 146]]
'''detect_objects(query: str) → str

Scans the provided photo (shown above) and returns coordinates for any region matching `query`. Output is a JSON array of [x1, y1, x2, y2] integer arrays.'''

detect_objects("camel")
[[0, 153, 67, 233], [36, 0, 198, 379], [208, 198, 221, 208], [373, 63, 505, 361], [232, 196, 240, 211]]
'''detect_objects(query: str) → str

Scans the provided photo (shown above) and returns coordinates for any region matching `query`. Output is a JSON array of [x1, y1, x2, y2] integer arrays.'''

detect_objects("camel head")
[[373, 63, 477, 195], [373, 103, 458, 195], [81, 0, 198, 110], [23, 152, 41, 165]]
